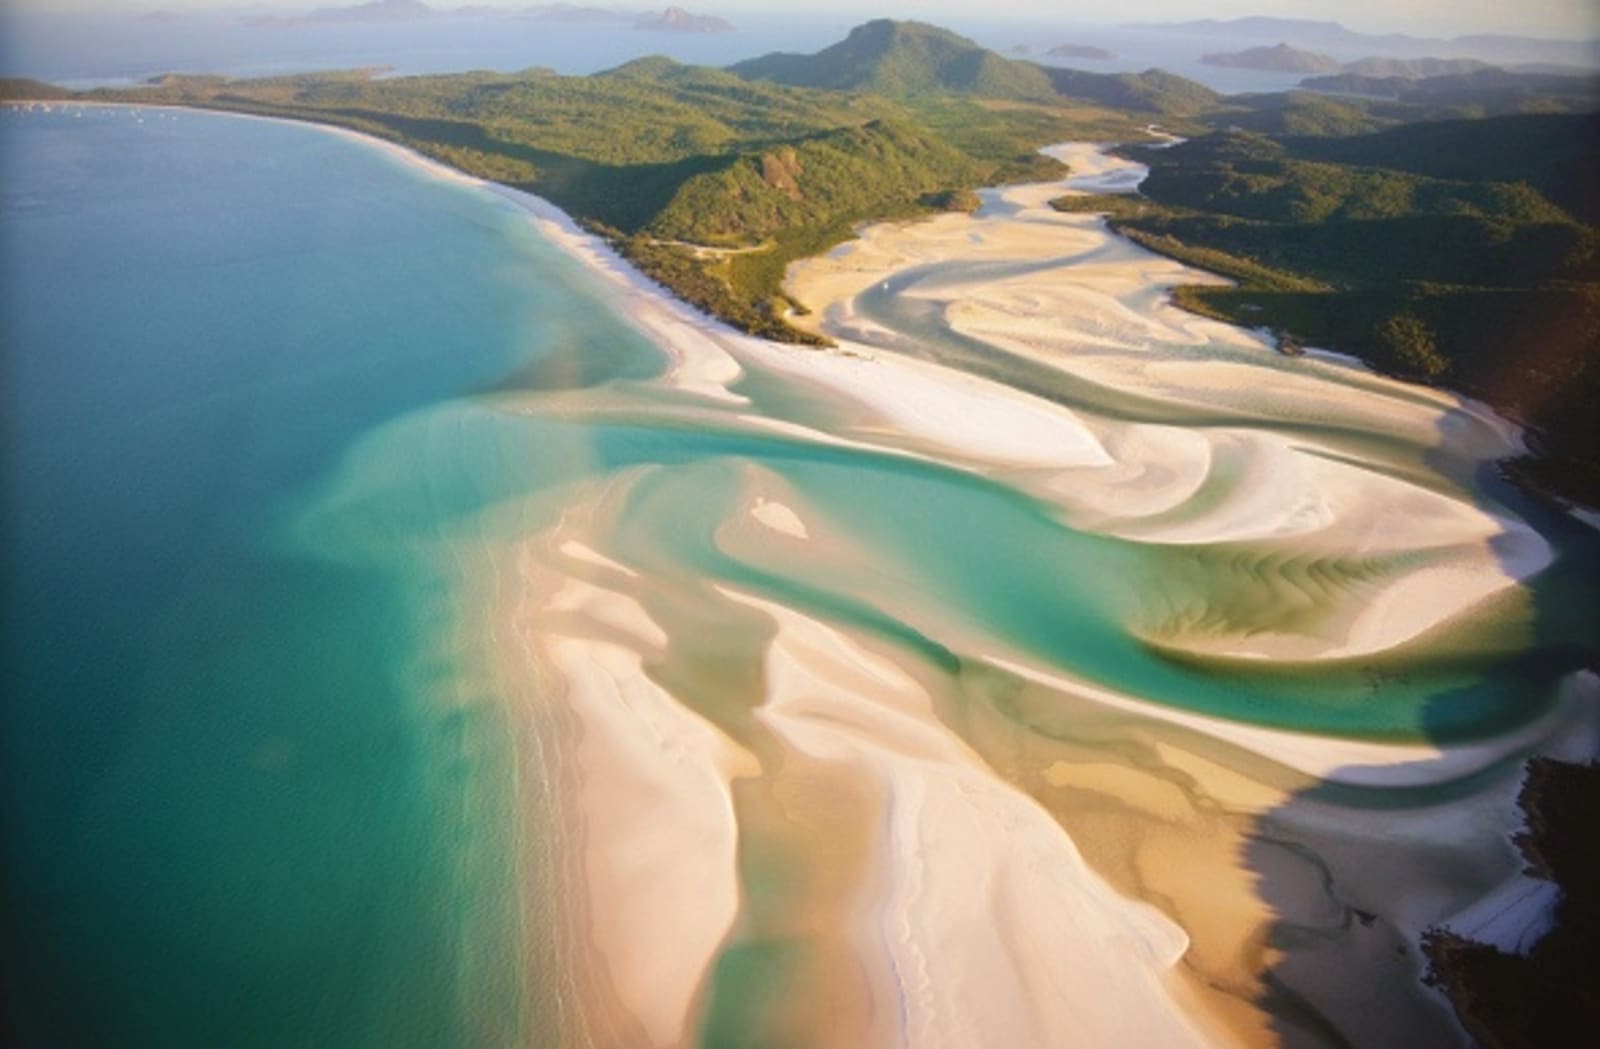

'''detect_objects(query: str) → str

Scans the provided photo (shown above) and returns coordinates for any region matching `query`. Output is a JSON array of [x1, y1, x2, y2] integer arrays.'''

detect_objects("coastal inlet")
[[3, 105, 1597, 1049]]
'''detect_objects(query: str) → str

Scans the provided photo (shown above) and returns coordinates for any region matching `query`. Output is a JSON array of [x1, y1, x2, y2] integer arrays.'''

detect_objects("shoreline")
[[8, 94, 1590, 524], [486, 126, 1592, 1047], [18, 99, 1597, 1047], [5, 94, 1596, 522], [771, 136, 1598, 1043]]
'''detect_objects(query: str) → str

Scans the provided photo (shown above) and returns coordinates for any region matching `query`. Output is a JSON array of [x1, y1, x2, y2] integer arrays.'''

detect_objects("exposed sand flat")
[[723, 588, 1215, 1049], [781, 144, 1547, 666], [212, 108, 1545, 688], [557, 539, 639, 577], [491, 464, 1470, 1049], [511, 534, 757, 1048], [483, 183, 1129, 477], [545, 629, 744, 1047], [749, 496, 809, 539], [237, 115, 1591, 1049], [482, 140, 1573, 1045], [738, 338, 1115, 470]]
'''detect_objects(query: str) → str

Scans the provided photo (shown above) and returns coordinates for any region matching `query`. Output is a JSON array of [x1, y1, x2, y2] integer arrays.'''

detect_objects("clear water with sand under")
[[4, 105, 1597, 1048]]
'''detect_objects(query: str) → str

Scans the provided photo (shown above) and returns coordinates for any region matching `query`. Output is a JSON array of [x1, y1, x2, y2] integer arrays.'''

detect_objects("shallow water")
[[1, 105, 667, 1048], [4, 105, 1597, 1048]]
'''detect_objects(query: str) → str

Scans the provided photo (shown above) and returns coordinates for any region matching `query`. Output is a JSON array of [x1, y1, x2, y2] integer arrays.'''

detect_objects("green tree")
[[1374, 313, 1449, 379]]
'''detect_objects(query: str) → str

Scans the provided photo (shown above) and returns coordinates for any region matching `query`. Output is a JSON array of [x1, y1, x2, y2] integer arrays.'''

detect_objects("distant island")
[[1048, 43, 1116, 61], [1130, 15, 1600, 69], [1342, 55, 1495, 77], [1203, 43, 1504, 78], [1298, 68, 1600, 107], [636, 6, 732, 33], [1136, 16, 1421, 49], [1202, 43, 1342, 74], [1009, 44, 1114, 61]]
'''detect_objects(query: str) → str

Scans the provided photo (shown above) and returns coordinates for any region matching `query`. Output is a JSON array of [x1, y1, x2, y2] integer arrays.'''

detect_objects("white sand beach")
[[780, 143, 1552, 665], [471, 136, 1585, 1047], [201, 111, 1591, 1048]]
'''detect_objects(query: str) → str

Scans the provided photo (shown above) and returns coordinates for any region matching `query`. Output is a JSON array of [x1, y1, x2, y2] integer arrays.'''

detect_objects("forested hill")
[[730, 19, 1058, 100], [1280, 113, 1600, 224], [729, 18, 1221, 114], [15, 38, 1150, 344], [1056, 120, 1600, 503], [1297, 68, 1600, 113]]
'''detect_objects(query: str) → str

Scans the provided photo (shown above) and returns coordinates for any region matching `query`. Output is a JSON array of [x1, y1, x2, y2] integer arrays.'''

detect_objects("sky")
[[7, 1, 1598, 39]]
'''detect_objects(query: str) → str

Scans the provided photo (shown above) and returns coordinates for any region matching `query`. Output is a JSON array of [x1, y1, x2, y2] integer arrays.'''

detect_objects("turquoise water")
[[0, 107, 666, 1049], [5, 106, 1598, 1048]]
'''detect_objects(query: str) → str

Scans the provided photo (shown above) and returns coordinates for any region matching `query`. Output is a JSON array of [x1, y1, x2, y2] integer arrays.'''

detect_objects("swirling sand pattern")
[[298, 139, 1598, 1047]]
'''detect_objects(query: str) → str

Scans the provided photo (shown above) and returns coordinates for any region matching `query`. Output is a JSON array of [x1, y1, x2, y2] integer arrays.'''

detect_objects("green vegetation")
[[625, 118, 981, 341], [921, 188, 983, 212], [1041, 67, 1220, 118], [1280, 113, 1600, 223], [1209, 91, 1391, 137], [729, 18, 1220, 124], [645, 119, 978, 243], [1373, 312, 1448, 379], [1295, 68, 1600, 116], [1133, 131, 1577, 226], [730, 19, 1059, 102], [1056, 122, 1600, 502], [5, 19, 1597, 502], [29, 34, 1152, 346], [900, 96, 1152, 183], [1200, 68, 1599, 148], [0, 78, 72, 101]]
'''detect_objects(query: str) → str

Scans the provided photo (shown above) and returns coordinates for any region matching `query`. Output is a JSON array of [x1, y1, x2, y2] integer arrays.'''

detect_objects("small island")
[[636, 6, 734, 33], [1047, 43, 1116, 61], [1201, 42, 1343, 74]]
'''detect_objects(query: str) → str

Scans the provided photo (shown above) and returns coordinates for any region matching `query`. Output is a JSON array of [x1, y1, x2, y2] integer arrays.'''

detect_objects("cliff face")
[[760, 148, 804, 202]]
